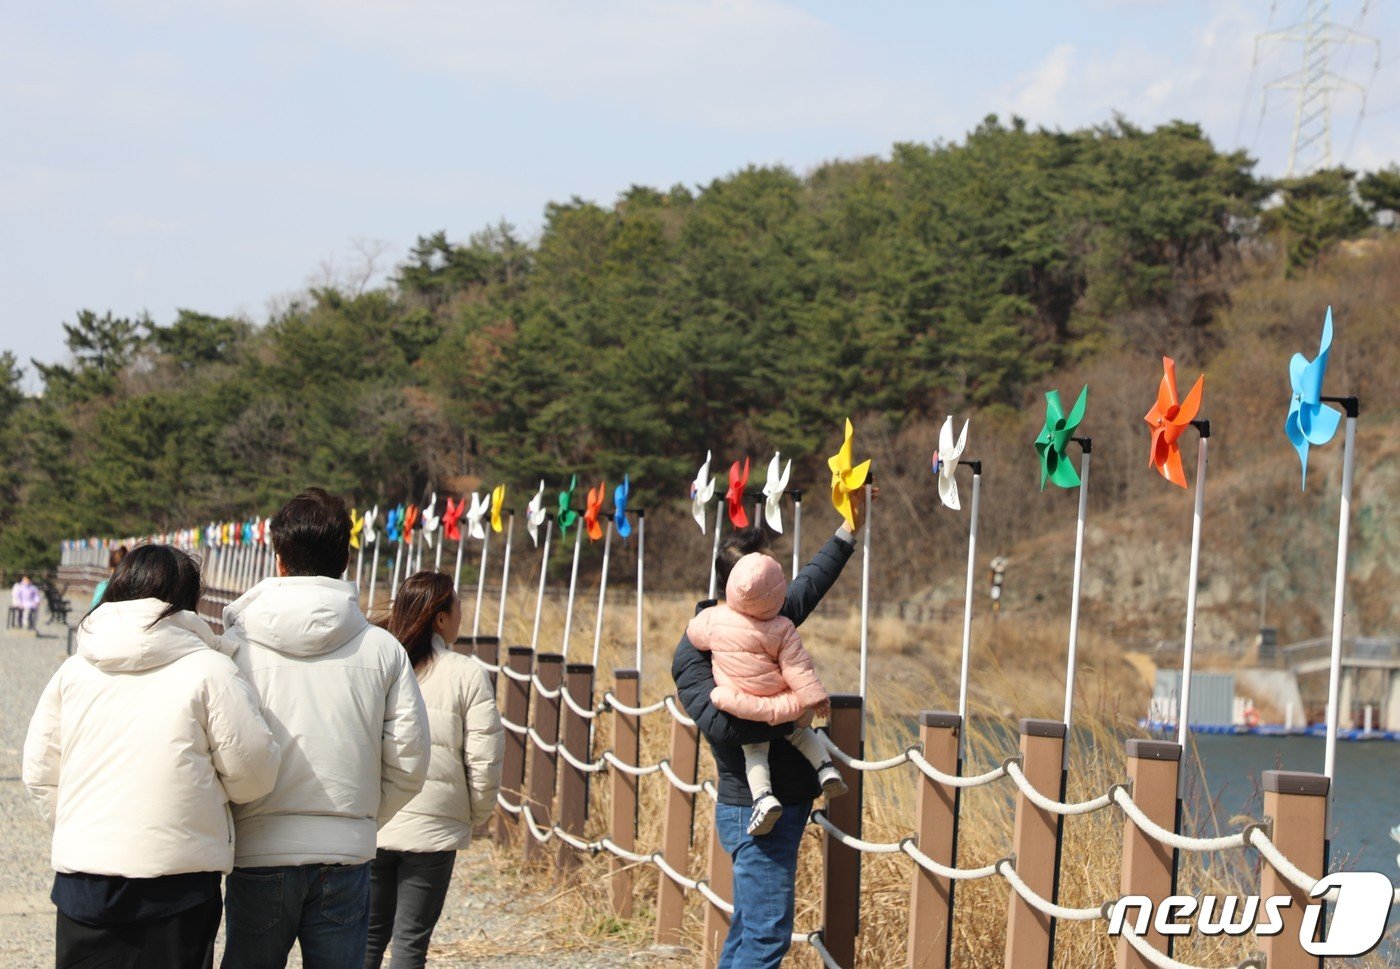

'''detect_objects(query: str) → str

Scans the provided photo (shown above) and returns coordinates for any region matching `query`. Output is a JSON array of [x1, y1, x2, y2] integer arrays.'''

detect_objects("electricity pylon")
[[1255, 0, 1380, 176]]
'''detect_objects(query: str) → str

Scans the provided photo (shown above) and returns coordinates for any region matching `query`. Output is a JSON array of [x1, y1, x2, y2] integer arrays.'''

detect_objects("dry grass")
[[453, 591, 1396, 967]]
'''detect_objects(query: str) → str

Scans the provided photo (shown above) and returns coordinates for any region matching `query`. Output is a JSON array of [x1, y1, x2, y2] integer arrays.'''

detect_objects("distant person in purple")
[[13, 575, 42, 632]]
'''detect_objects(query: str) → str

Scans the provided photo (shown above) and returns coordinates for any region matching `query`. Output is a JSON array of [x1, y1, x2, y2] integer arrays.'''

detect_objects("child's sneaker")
[[747, 793, 783, 836], [817, 763, 849, 799]]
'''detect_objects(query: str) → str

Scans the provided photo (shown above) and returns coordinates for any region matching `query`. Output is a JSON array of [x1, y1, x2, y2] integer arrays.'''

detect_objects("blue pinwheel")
[[242, 520, 254, 545], [386, 505, 404, 544], [613, 475, 632, 539], [1285, 307, 1343, 490]]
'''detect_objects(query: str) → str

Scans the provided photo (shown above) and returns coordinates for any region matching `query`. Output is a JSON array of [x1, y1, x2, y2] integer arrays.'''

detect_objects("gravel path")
[[0, 616, 674, 968]]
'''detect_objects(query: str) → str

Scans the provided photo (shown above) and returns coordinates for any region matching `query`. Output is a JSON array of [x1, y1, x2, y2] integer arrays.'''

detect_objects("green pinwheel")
[[1034, 386, 1089, 489], [556, 474, 579, 532]]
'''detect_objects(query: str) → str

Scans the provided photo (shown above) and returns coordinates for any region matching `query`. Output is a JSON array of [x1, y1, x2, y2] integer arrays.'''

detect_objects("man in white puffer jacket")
[[220, 489, 429, 969]]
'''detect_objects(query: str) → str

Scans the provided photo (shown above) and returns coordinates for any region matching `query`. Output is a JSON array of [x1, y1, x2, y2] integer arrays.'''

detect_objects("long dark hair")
[[383, 571, 456, 669], [96, 544, 203, 628]]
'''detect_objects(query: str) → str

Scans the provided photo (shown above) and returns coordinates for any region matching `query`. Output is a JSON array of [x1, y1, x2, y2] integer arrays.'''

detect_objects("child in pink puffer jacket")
[[687, 552, 848, 835]]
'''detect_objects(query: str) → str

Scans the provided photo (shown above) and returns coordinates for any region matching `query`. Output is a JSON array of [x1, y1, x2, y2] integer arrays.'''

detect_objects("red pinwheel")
[[1144, 357, 1205, 489], [442, 496, 465, 542], [584, 481, 607, 541], [726, 457, 751, 528]]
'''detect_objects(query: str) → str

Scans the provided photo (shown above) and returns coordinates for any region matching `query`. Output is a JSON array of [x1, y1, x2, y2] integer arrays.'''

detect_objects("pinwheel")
[[441, 497, 464, 543], [762, 452, 791, 533], [932, 416, 970, 510], [420, 493, 440, 548], [556, 475, 579, 533], [490, 484, 506, 534], [584, 481, 607, 541], [1034, 386, 1089, 490], [386, 506, 404, 544], [1144, 358, 1205, 489], [403, 504, 420, 548], [690, 451, 717, 532], [363, 506, 379, 546], [526, 480, 547, 547], [613, 475, 632, 539], [465, 492, 490, 541], [262, 517, 273, 548], [1285, 307, 1343, 490], [827, 419, 871, 531], [242, 520, 254, 545], [726, 458, 751, 529], [349, 509, 364, 550]]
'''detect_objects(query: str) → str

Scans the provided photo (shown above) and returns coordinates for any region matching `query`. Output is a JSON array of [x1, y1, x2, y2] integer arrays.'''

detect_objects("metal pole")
[[591, 520, 613, 668], [791, 493, 803, 577], [1062, 443, 1092, 741], [957, 469, 981, 760], [472, 530, 491, 639], [367, 543, 380, 613], [561, 525, 583, 660], [531, 520, 553, 652], [1176, 429, 1210, 761], [707, 501, 724, 600], [858, 480, 872, 739], [453, 535, 466, 597], [635, 511, 645, 675], [496, 513, 515, 641], [1323, 408, 1358, 783]]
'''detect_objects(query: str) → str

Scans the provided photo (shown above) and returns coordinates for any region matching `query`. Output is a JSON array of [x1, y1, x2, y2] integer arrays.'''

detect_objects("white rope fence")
[[488, 680, 1350, 969]]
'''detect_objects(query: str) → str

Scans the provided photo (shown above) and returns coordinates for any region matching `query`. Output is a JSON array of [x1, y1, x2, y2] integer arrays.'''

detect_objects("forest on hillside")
[[3, 114, 1398, 631]]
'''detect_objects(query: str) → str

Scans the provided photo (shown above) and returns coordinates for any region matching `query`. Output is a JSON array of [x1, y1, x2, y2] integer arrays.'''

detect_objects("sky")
[[2, 0, 1396, 383]]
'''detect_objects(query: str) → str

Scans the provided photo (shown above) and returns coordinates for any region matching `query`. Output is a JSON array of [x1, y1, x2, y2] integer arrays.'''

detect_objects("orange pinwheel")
[[1145, 357, 1204, 489], [403, 503, 420, 544], [584, 481, 607, 541], [726, 457, 751, 528]]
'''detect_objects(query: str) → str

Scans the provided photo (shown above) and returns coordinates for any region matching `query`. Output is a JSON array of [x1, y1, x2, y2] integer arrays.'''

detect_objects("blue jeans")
[[715, 799, 812, 969], [221, 863, 371, 969]]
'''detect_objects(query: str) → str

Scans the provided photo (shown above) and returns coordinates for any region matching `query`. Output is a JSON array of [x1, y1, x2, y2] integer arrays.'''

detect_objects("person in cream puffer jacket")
[[366, 571, 503, 969], [23, 545, 280, 969], [219, 488, 428, 969]]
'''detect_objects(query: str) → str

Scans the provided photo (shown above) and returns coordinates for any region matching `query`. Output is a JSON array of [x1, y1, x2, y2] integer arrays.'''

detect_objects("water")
[[1190, 733, 1400, 876]]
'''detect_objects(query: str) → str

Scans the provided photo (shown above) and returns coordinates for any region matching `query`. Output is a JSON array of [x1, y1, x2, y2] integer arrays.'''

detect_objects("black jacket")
[[670, 533, 855, 806]]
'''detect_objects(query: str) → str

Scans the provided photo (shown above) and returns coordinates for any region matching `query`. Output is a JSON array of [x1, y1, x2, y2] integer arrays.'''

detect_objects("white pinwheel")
[[465, 491, 490, 541], [526, 480, 547, 547], [762, 451, 792, 533], [932, 416, 970, 510], [420, 493, 440, 548], [363, 505, 379, 545], [690, 450, 717, 532], [262, 517, 273, 548]]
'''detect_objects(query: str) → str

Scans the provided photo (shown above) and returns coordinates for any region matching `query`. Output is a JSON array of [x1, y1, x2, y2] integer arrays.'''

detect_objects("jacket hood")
[[224, 576, 368, 657], [724, 553, 787, 621], [78, 600, 219, 672]]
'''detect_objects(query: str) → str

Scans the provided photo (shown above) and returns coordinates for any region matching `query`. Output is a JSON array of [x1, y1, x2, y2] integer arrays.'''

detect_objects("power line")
[[1252, 0, 1381, 174]]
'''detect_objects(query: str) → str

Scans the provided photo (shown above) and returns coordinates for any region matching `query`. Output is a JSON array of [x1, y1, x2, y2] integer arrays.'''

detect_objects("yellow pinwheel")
[[490, 484, 506, 534], [827, 418, 871, 531], [349, 508, 364, 550]]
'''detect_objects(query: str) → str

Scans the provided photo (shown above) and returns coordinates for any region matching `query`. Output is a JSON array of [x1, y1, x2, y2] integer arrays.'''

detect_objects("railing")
[[451, 641, 1380, 969]]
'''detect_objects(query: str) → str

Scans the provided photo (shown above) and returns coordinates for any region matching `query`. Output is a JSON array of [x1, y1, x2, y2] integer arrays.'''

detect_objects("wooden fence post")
[[654, 705, 699, 948], [1116, 740, 1181, 969], [609, 669, 640, 919], [523, 653, 564, 866], [908, 712, 961, 969], [495, 646, 533, 846], [702, 820, 733, 968], [557, 662, 595, 875], [1260, 770, 1329, 969], [1004, 718, 1067, 969], [823, 694, 864, 968], [453, 635, 500, 692]]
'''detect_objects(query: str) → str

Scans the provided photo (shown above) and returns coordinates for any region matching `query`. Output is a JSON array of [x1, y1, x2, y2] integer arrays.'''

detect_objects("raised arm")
[[781, 527, 856, 626]]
